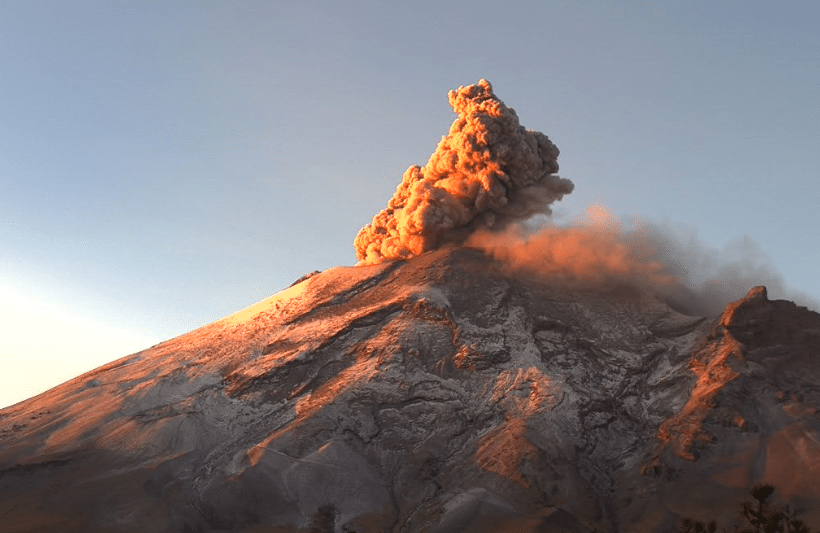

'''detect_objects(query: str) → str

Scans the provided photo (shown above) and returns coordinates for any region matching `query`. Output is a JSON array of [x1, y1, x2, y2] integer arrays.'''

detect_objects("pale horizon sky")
[[2, 0, 819, 409]]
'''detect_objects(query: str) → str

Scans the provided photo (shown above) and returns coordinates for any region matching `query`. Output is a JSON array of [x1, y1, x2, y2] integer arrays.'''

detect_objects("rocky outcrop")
[[1, 248, 819, 532]]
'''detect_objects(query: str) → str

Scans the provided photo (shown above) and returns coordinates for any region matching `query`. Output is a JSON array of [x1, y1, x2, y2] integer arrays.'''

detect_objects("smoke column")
[[354, 80, 574, 265]]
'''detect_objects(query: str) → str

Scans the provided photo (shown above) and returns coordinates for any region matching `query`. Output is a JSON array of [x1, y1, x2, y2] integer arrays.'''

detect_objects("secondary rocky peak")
[[745, 285, 768, 300], [717, 283, 820, 349], [719, 285, 768, 327]]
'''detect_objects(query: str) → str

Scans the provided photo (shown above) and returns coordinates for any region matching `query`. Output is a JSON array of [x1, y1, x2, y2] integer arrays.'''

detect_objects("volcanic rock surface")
[[1, 247, 819, 532]]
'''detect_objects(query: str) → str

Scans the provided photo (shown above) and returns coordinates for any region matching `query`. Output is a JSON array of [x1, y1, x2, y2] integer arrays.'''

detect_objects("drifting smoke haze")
[[636, 222, 820, 315], [466, 206, 677, 293], [355, 80, 818, 316], [468, 207, 819, 316]]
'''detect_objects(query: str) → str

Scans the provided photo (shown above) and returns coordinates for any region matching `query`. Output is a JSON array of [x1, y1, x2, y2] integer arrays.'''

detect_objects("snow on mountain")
[[2, 246, 819, 532]]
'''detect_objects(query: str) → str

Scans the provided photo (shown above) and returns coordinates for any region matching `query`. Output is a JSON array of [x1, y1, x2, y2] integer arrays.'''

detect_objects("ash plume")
[[354, 79, 574, 265], [353, 79, 816, 315]]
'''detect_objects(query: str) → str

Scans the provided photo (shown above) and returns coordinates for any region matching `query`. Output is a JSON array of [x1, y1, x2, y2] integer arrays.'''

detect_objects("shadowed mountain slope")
[[1, 246, 819, 532]]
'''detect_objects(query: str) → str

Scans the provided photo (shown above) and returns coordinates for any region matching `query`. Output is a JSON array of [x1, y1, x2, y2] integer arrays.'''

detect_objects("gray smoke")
[[642, 222, 819, 315], [352, 80, 815, 315], [467, 209, 818, 316]]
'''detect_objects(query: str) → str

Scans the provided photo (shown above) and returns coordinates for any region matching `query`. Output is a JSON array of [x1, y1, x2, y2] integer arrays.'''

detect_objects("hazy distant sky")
[[2, 0, 819, 408]]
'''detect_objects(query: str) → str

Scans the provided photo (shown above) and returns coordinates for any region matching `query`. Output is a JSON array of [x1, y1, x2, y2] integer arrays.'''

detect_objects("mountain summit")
[[2, 81, 819, 532], [2, 247, 819, 532]]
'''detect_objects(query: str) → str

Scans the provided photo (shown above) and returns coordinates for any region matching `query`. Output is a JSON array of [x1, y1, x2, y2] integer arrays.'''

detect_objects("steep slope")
[[1, 247, 819, 532]]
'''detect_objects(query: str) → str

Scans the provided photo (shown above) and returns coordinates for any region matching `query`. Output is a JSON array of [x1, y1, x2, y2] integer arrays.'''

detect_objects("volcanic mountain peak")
[[2, 246, 818, 532], [3, 78, 820, 532]]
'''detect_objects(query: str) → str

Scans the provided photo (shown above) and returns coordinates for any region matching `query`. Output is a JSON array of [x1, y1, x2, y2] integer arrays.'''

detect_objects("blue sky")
[[2, 0, 819, 408]]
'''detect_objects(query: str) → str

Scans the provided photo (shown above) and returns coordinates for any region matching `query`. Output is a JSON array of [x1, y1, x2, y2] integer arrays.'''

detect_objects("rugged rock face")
[[1, 247, 819, 532]]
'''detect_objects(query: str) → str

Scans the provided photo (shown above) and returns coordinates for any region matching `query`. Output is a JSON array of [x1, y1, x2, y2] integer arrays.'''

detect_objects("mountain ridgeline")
[[1, 246, 819, 532]]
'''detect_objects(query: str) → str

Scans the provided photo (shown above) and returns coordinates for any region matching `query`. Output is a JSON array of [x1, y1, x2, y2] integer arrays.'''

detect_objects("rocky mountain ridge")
[[1, 246, 819, 532]]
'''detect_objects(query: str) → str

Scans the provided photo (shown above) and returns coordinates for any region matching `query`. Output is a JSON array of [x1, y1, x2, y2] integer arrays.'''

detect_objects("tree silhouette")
[[678, 484, 814, 533], [740, 484, 782, 533], [308, 504, 337, 533], [779, 504, 814, 533], [679, 517, 717, 533]]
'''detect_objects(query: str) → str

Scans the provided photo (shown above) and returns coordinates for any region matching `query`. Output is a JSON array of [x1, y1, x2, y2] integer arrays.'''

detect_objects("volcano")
[[1, 247, 819, 532], [3, 80, 820, 532]]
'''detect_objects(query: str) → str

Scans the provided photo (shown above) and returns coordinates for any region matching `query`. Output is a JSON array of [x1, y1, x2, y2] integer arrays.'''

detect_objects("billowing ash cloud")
[[354, 79, 574, 265], [353, 80, 816, 315]]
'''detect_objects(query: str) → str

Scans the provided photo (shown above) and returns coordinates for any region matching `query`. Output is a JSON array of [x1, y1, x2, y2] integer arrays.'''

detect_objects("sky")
[[1, 0, 819, 409]]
